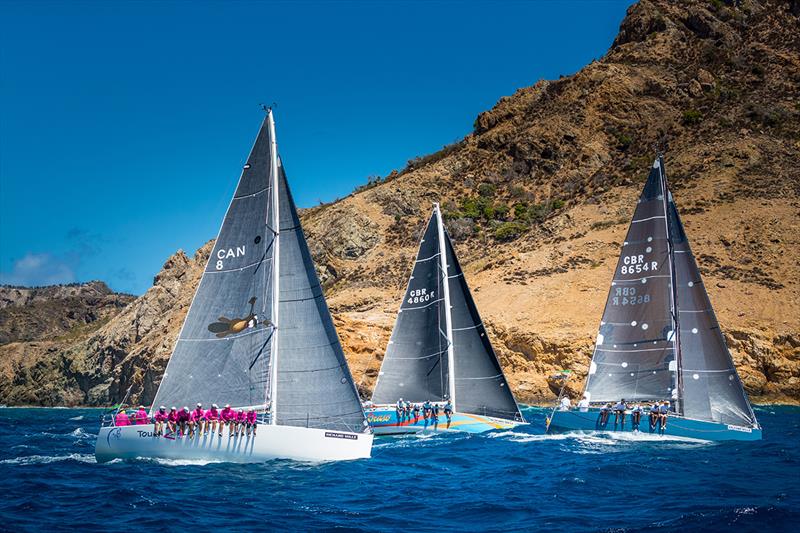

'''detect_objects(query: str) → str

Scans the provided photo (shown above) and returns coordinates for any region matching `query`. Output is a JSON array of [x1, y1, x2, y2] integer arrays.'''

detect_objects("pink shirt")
[[247, 411, 257, 424], [205, 408, 219, 420], [237, 411, 247, 422], [168, 411, 178, 423], [220, 407, 235, 421], [190, 408, 204, 422], [115, 411, 131, 426], [135, 409, 149, 425], [155, 411, 168, 422]]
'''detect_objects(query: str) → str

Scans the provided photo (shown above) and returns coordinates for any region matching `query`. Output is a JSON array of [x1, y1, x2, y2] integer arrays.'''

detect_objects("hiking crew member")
[[631, 404, 643, 431], [432, 403, 440, 430], [422, 400, 432, 428], [167, 407, 179, 435], [577, 395, 590, 412], [247, 409, 258, 436], [220, 404, 236, 436], [135, 405, 149, 425], [405, 400, 412, 421], [413, 403, 420, 424], [613, 399, 627, 428], [443, 400, 453, 428], [396, 398, 405, 423], [598, 403, 611, 425], [659, 401, 670, 431], [559, 396, 572, 411], [115, 408, 131, 427], [205, 404, 221, 436], [190, 403, 205, 436], [178, 407, 190, 436], [649, 403, 660, 430], [154, 406, 168, 436], [236, 409, 246, 436]]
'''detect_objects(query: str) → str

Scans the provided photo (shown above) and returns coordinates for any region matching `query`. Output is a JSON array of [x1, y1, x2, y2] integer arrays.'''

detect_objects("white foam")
[[69, 415, 84, 421], [143, 457, 225, 467], [0, 453, 96, 465]]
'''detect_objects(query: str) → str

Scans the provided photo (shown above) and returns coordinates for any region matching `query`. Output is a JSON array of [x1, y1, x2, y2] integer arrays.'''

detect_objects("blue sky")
[[0, 0, 634, 295]]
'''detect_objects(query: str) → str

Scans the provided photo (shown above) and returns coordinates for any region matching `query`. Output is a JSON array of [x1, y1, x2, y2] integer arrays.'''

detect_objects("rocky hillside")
[[1, 0, 798, 407], [0, 282, 133, 345]]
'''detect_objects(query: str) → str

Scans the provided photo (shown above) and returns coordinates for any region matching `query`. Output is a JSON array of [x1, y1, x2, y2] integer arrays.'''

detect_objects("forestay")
[[153, 116, 276, 412], [372, 214, 450, 404], [668, 193, 757, 427], [584, 160, 676, 403]]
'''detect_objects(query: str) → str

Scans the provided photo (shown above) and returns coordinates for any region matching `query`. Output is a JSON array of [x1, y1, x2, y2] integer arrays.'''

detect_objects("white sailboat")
[[95, 110, 373, 462]]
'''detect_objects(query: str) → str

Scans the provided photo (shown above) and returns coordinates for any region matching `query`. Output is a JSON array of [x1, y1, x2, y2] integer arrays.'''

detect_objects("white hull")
[[95, 423, 373, 463]]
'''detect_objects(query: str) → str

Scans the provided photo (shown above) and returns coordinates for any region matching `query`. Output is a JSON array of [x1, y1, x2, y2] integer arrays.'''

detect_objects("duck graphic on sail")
[[547, 155, 761, 441]]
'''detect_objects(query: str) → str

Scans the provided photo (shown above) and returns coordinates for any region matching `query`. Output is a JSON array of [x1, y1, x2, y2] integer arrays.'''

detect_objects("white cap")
[[159, 405, 166, 410], [225, 404, 230, 408], [212, 403, 218, 408], [196, 402, 202, 407]]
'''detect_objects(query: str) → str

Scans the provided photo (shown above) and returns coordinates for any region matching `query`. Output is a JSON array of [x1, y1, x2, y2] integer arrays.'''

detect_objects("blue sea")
[[1, 406, 798, 532]]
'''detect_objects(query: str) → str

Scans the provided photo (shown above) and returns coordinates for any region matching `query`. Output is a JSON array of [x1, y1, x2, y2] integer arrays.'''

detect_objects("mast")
[[658, 155, 683, 414], [268, 108, 280, 424], [435, 203, 456, 410]]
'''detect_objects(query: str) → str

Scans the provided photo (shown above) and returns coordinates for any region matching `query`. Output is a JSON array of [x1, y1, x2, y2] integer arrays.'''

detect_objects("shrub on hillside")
[[494, 222, 529, 241]]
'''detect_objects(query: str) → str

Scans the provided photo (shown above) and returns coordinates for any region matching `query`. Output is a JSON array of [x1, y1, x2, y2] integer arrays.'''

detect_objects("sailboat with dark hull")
[[367, 204, 526, 434], [95, 111, 373, 463], [548, 156, 761, 441]]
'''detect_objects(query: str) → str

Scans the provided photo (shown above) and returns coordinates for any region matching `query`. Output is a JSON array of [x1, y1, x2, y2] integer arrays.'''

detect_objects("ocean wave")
[[69, 415, 84, 421], [0, 453, 96, 465]]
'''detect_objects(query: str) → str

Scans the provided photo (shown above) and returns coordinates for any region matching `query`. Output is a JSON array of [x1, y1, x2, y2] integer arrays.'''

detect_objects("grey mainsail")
[[372, 213, 450, 404], [443, 230, 522, 421], [153, 116, 276, 411], [274, 160, 367, 433], [584, 160, 676, 403], [152, 112, 368, 434], [667, 187, 757, 427]]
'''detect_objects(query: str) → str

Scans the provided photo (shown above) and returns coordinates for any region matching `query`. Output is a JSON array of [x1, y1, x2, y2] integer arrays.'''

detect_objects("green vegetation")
[[682, 109, 703, 126], [478, 182, 497, 197], [494, 222, 529, 241]]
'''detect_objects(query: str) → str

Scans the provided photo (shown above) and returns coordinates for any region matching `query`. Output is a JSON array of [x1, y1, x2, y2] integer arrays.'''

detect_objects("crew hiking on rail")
[[113, 403, 261, 439], [558, 397, 673, 433], [389, 398, 454, 430]]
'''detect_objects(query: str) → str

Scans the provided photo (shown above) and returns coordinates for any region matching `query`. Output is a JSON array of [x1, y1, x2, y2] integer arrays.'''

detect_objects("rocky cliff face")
[[1, 0, 798, 406]]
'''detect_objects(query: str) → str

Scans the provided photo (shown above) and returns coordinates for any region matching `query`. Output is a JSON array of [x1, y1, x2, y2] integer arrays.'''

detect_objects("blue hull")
[[366, 408, 523, 435], [548, 408, 761, 441]]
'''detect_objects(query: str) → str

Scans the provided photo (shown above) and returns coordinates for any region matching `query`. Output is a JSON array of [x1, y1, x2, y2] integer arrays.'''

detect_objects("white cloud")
[[0, 253, 76, 287]]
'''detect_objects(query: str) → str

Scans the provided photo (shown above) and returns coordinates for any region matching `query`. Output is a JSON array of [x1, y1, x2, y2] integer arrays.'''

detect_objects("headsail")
[[153, 116, 277, 411], [667, 182, 757, 427], [584, 160, 676, 403], [274, 160, 368, 433], [443, 229, 522, 421], [372, 212, 450, 404]]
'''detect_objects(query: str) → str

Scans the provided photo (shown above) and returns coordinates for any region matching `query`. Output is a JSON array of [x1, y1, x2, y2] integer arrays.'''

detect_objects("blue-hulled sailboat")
[[547, 156, 761, 441], [366, 204, 526, 434]]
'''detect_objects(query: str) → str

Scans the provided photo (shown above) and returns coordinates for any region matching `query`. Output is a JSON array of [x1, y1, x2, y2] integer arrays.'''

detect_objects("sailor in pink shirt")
[[167, 407, 178, 435], [189, 403, 205, 437], [134, 405, 149, 425], [115, 409, 131, 427], [246, 409, 258, 436], [220, 404, 235, 437], [235, 409, 247, 437], [177, 407, 191, 437], [205, 404, 220, 436], [153, 406, 168, 436]]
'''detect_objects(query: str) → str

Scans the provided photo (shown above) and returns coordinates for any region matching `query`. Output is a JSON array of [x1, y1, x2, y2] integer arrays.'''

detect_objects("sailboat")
[[547, 155, 761, 441], [367, 204, 526, 434], [95, 110, 373, 462]]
